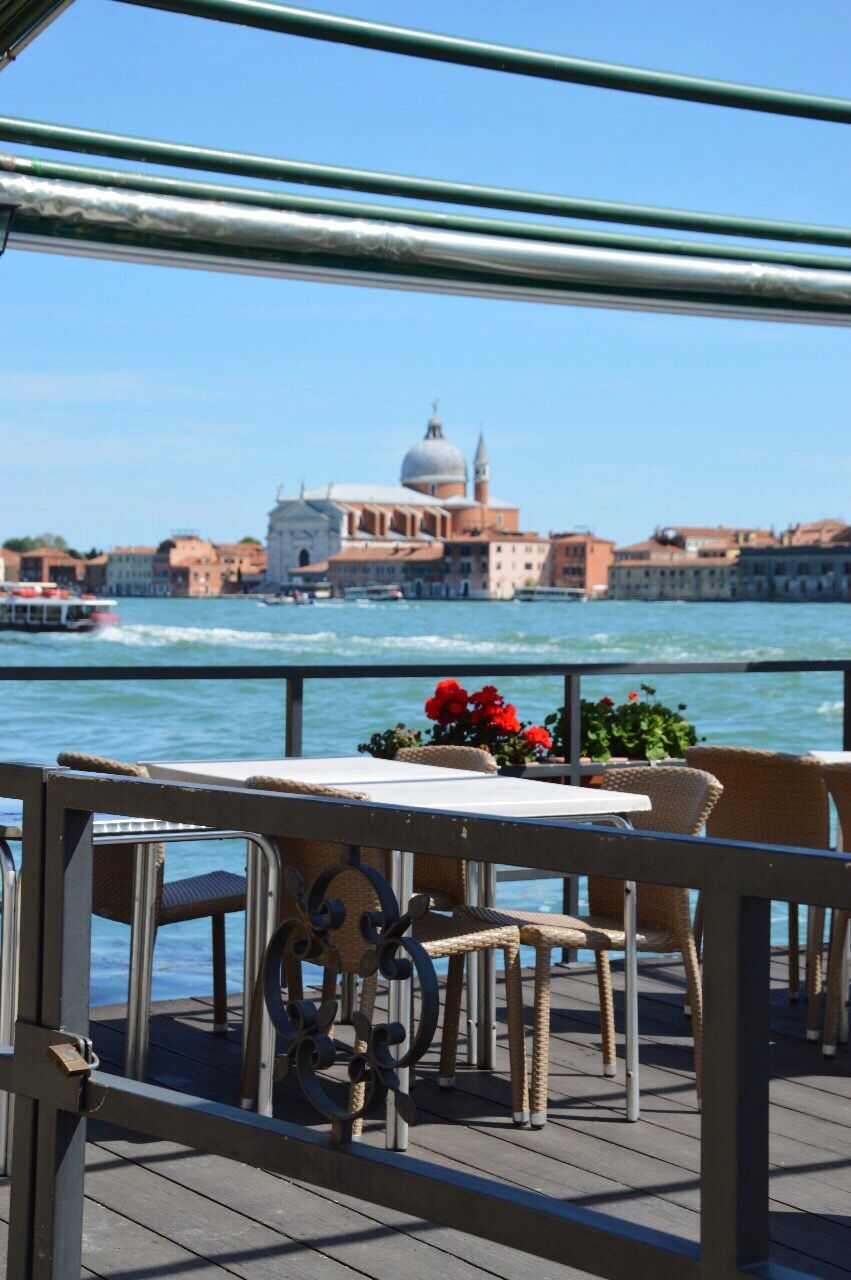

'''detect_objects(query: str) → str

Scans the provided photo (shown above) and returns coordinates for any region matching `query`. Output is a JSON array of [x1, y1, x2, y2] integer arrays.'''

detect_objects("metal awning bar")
[[2, 115, 849, 249], [5, 170, 851, 325], [5, 152, 850, 274], [115, 0, 851, 125], [0, 0, 75, 70]]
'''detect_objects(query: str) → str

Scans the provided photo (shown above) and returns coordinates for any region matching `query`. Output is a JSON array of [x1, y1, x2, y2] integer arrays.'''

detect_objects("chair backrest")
[[395, 744, 497, 906], [684, 746, 829, 849], [56, 752, 165, 924], [245, 775, 388, 974], [591, 765, 723, 934], [822, 763, 851, 852]]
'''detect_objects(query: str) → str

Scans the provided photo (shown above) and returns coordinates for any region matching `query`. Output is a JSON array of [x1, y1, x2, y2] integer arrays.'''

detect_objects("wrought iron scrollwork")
[[261, 844, 439, 1142]]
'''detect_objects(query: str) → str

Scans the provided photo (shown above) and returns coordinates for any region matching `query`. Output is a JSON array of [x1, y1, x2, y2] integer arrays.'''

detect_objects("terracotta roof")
[[293, 560, 330, 575], [86, 555, 108, 566], [20, 548, 80, 563], [787, 518, 848, 545], [329, 545, 444, 563], [612, 557, 732, 570], [549, 532, 615, 545], [0, 548, 20, 563], [444, 531, 546, 544], [110, 546, 157, 555]]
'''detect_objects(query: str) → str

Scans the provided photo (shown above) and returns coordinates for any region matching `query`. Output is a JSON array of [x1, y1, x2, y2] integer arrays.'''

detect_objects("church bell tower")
[[473, 432, 490, 506]]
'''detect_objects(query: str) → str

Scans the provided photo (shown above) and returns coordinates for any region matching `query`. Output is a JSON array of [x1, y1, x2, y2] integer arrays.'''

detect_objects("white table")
[[810, 751, 851, 764], [143, 756, 651, 1145]]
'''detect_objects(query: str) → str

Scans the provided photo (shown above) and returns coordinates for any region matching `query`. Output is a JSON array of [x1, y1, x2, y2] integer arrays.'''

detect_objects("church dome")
[[401, 409, 467, 489]]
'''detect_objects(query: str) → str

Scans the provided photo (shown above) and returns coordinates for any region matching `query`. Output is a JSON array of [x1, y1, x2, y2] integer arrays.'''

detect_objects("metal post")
[[386, 849, 413, 1151], [700, 887, 771, 1278], [561, 673, 582, 963], [0, 840, 18, 1175], [285, 676, 304, 757], [476, 861, 498, 1070], [124, 842, 158, 1080], [7, 775, 93, 1279], [465, 863, 479, 1066], [623, 879, 639, 1122]]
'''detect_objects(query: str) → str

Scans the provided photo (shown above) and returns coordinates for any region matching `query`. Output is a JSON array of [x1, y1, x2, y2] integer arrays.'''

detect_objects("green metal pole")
[[6, 152, 851, 273], [114, 0, 851, 124], [1, 114, 850, 249]]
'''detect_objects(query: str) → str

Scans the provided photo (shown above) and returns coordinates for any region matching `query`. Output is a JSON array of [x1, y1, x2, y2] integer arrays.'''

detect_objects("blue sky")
[[1, 0, 848, 547]]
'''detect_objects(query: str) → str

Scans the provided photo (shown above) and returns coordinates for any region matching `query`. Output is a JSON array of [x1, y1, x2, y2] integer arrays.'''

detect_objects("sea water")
[[0, 597, 845, 1004]]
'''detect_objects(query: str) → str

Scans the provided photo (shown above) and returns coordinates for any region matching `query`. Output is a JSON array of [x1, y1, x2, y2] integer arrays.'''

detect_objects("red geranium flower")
[[628, 691, 639, 702], [599, 696, 614, 707], [425, 678, 468, 721], [523, 725, 552, 750], [490, 703, 520, 734]]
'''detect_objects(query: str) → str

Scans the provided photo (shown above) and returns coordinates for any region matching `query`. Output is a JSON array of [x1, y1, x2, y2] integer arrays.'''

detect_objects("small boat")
[[0, 584, 119, 633], [514, 586, 586, 602], [343, 585, 404, 601]]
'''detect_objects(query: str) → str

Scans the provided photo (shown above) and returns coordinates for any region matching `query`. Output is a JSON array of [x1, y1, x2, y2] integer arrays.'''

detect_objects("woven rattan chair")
[[821, 763, 851, 1057], [396, 744, 498, 909], [57, 753, 246, 1067], [463, 764, 722, 1127], [241, 775, 529, 1132], [685, 746, 830, 1036]]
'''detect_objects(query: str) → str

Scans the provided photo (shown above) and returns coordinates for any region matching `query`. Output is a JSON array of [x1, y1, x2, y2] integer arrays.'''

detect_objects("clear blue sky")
[[1, 0, 848, 548]]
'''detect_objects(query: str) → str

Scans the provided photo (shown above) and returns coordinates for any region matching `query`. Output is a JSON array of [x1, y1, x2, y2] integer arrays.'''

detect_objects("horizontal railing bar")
[[6, 152, 851, 273], [26, 769, 851, 908], [0, 659, 849, 680], [2, 114, 850, 249], [114, 0, 851, 126]]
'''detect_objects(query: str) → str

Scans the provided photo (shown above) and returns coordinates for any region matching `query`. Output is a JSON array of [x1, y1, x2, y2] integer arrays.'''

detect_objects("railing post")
[[7, 771, 93, 1279], [843, 668, 851, 751], [699, 884, 771, 1278], [561, 674, 581, 961], [285, 675, 304, 757]]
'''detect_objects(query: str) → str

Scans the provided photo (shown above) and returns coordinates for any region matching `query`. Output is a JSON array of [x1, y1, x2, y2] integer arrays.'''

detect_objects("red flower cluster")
[[598, 696, 614, 708], [470, 684, 520, 734], [628, 691, 639, 702], [425, 678, 469, 725], [523, 725, 552, 751]]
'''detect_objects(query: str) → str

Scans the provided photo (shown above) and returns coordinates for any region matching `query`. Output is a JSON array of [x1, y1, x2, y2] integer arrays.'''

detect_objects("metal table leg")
[[125, 841, 159, 1080], [623, 877, 639, 1121], [476, 861, 497, 1071], [249, 835, 281, 1118], [465, 863, 478, 1066], [386, 848, 413, 1151], [0, 839, 18, 1175]]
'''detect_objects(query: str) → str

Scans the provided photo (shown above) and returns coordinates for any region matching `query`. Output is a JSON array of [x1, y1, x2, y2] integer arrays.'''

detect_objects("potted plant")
[[359, 679, 552, 769], [544, 684, 699, 776]]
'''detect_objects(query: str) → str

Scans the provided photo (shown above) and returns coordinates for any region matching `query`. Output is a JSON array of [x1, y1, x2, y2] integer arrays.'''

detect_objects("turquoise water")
[[0, 597, 846, 1004]]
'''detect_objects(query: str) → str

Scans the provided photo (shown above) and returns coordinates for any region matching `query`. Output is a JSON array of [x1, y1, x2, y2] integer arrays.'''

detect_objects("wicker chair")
[[685, 746, 830, 1036], [462, 764, 722, 1127], [57, 753, 246, 1069], [240, 775, 529, 1132], [396, 744, 498, 909], [821, 763, 851, 1057]]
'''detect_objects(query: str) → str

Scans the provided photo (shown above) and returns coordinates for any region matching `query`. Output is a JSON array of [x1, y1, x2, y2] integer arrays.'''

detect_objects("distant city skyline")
[[1, 1, 848, 544]]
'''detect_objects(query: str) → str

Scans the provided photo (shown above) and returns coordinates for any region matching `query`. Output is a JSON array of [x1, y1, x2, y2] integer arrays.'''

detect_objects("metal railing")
[[1, 657, 849, 782], [0, 760, 847, 1279]]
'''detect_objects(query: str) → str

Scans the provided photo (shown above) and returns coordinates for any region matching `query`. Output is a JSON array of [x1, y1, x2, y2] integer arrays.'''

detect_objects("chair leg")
[[788, 902, 800, 1002], [692, 892, 704, 962], [501, 941, 529, 1127], [679, 935, 703, 1104], [439, 953, 465, 1088], [530, 944, 553, 1129], [350, 971, 379, 1138], [822, 910, 850, 1058], [806, 906, 826, 1041], [211, 915, 228, 1035], [595, 952, 617, 1076], [125, 924, 156, 1080]]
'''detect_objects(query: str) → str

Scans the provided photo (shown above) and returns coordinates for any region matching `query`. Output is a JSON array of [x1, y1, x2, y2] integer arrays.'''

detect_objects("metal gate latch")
[[48, 1041, 97, 1076]]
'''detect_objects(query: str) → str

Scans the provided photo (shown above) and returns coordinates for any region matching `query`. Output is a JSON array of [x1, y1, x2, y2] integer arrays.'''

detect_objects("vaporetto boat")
[[0, 583, 119, 633]]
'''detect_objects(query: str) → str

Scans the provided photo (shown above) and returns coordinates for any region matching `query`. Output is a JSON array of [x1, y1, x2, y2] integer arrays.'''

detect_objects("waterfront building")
[[153, 535, 223, 597], [780, 517, 849, 546], [216, 542, 268, 593], [326, 545, 445, 597], [83, 554, 109, 595], [106, 546, 157, 597], [18, 547, 85, 587], [548, 532, 614, 597], [442, 532, 550, 600], [737, 539, 851, 601], [609, 557, 738, 601], [266, 407, 519, 585], [0, 549, 19, 583]]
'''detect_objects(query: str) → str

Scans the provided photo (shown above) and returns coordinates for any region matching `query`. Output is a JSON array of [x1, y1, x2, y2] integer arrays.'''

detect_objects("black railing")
[[1, 658, 849, 780], [0, 762, 847, 1279]]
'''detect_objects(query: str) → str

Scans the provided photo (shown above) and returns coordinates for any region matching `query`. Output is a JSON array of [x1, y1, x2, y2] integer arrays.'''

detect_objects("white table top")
[[142, 755, 652, 819], [810, 751, 851, 765], [0, 803, 209, 840]]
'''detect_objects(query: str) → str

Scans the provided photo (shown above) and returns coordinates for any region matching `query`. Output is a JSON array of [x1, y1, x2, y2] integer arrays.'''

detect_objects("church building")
[[265, 407, 519, 585]]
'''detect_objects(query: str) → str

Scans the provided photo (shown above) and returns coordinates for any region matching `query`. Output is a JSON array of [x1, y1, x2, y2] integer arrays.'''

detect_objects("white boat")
[[344, 585, 404, 601], [0, 583, 119, 633], [514, 586, 586, 602]]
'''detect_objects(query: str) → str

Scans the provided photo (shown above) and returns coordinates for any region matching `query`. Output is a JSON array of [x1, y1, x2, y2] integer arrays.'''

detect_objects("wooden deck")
[[1, 950, 848, 1279]]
